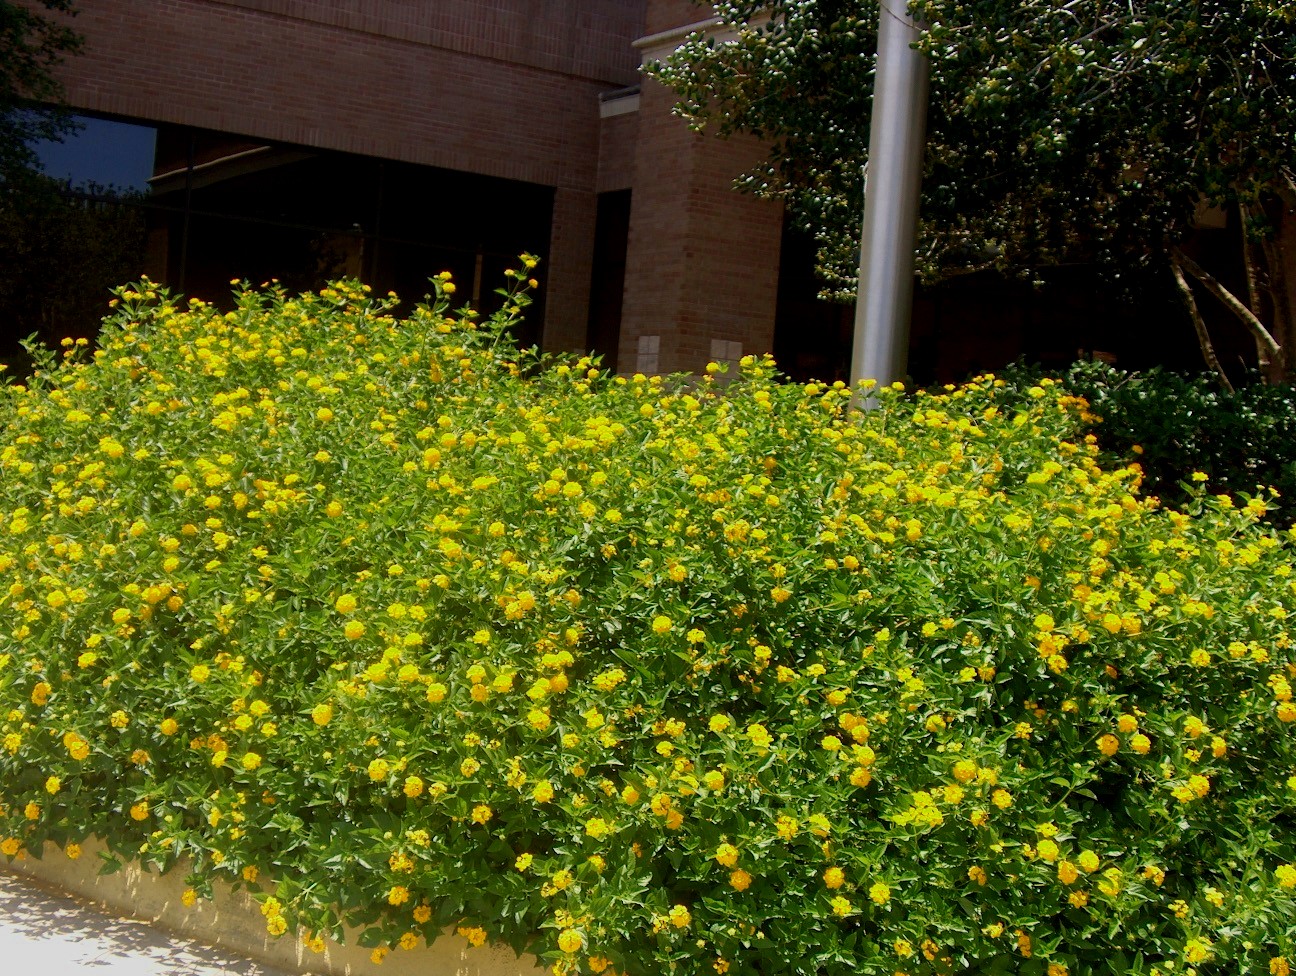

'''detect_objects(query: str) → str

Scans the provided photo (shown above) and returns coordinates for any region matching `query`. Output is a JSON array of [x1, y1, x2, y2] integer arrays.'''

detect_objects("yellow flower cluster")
[[0, 272, 1291, 976]]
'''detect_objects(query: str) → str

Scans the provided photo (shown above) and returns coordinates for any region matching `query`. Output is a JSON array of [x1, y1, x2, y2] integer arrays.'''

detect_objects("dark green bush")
[[2, 284, 1295, 976], [997, 362, 1296, 526]]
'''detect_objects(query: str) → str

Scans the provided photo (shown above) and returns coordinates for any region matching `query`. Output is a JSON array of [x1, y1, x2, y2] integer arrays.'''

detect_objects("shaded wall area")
[[586, 188, 632, 372], [148, 126, 554, 343], [45, 0, 653, 367], [0, 114, 557, 374], [773, 218, 1256, 386], [0, 167, 147, 375]]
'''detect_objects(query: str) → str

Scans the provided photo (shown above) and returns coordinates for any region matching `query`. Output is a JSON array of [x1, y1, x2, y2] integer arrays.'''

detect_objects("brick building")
[[42, 0, 1249, 382], [41, 0, 793, 375]]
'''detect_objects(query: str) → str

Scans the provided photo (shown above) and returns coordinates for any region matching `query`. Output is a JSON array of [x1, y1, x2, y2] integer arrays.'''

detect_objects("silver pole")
[[849, 0, 929, 390]]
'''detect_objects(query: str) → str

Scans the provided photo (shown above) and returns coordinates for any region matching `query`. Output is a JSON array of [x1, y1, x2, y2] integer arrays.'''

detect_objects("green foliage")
[[1, 275, 1296, 976], [652, 1, 1296, 298], [1072, 364, 1296, 528], [997, 362, 1296, 528], [0, 1, 81, 180], [0, 169, 147, 374]]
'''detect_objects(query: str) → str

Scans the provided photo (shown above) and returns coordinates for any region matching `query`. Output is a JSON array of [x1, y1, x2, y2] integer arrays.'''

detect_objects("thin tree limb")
[[1261, 232, 1294, 382], [1240, 204, 1272, 374], [1171, 252, 1233, 393], [1240, 205, 1266, 312], [1172, 246, 1285, 369], [1278, 170, 1296, 207]]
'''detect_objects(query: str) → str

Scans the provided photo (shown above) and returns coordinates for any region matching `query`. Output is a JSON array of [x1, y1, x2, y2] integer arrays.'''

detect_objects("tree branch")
[[1172, 247, 1285, 369], [1277, 169, 1296, 208], [1260, 232, 1294, 383], [1240, 204, 1272, 373], [1170, 252, 1233, 393]]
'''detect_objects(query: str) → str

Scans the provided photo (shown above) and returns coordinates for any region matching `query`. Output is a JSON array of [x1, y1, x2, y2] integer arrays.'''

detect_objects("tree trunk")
[[1173, 247, 1284, 382], [1241, 205, 1274, 377], [1265, 177, 1296, 384], [1170, 252, 1233, 393], [1263, 202, 1296, 384]]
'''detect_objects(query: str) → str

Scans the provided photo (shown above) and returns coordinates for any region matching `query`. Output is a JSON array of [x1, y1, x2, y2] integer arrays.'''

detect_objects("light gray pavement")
[[0, 868, 293, 976]]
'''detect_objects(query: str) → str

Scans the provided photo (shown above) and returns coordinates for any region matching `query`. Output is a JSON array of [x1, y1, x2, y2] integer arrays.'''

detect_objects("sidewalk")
[[0, 867, 293, 976]]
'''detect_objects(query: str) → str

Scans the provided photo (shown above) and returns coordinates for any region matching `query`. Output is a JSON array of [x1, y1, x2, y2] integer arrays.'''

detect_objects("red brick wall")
[[52, 0, 634, 189], [43, 0, 788, 372], [45, 0, 649, 341], [618, 76, 782, 374], [205, 1, 644, 83], [616, 78, 691, 371], [543, 187, 599, 353], [597, 111, 638, 193], [644, 0, 713, 35]]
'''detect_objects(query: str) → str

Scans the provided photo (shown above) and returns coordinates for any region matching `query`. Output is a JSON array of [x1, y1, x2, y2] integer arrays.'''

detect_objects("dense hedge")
[[1002, 361, 1296, 527], [1, 274, 1295, 976]]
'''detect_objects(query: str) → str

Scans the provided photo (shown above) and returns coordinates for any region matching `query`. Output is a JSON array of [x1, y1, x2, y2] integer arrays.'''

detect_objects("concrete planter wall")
[[6, 838, 546, 976]]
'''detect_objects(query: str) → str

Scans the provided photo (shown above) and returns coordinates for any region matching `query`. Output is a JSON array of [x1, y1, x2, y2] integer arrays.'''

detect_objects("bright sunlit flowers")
[[0, 270, 1289, 976]]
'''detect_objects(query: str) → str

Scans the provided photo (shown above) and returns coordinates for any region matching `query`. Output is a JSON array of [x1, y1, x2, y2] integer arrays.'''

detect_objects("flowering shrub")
[[1, 269, 1295, 976], [998, 361, 1296, 528]]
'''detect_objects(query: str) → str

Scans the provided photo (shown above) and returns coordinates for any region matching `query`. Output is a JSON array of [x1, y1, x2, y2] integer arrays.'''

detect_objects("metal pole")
[[849, 0, 929, 390]]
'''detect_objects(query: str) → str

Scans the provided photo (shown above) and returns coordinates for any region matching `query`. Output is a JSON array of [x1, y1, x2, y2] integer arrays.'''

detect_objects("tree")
[[0, 0, 81, 180], [0, 170, 147, 375], [651, 1, 1296, 384], [0, 1, 130, 379]]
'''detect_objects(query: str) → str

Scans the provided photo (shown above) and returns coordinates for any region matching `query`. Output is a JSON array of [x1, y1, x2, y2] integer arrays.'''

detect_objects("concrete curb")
[[6, 837, 546, 976]]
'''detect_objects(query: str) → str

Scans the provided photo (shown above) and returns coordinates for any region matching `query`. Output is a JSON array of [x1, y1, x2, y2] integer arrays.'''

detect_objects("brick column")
[[542, 187, 599, 355], [618, 12, 784, 376]]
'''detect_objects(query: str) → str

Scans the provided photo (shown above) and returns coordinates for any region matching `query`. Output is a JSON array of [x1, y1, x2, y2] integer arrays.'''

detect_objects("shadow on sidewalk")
[[0, 869, 290, 975]]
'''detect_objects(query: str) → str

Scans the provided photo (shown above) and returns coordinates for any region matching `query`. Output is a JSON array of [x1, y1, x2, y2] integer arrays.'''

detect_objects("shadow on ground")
[[0, 869, 291, 975]]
